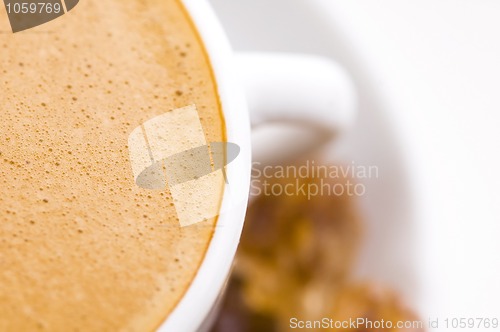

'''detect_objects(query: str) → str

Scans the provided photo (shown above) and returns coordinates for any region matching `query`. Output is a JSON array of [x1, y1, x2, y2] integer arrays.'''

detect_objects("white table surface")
[[211, 0, 500, 327]]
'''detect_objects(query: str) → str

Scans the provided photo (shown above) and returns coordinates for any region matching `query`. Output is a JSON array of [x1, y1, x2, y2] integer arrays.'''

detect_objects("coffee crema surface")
[[0, 0, 225, 331]]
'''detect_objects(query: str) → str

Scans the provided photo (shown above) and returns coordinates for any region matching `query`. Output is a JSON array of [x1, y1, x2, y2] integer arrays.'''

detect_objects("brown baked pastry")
[[238, 165, 362, 322], [211, 162, 422, 332], [329, 283, 425, 332]]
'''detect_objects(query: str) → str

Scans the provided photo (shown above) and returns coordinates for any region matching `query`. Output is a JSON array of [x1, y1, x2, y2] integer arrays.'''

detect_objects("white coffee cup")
[[157, 0, 356, 331]]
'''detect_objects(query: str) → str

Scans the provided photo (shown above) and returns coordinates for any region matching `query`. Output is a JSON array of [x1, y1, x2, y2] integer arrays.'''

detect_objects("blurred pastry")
[[211, 162, 422, 331]]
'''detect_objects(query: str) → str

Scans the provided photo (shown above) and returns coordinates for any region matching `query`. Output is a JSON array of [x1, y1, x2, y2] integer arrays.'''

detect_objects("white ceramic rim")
[[157, 0, 251, 331]]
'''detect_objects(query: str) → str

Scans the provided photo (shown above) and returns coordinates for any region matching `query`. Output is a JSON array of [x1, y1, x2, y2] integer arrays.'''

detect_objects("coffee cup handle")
[[235, 52, 357, 162]]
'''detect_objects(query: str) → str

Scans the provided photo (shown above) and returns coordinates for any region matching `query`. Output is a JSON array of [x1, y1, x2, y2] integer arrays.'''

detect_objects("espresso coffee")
[[0, 0, 224, 331]]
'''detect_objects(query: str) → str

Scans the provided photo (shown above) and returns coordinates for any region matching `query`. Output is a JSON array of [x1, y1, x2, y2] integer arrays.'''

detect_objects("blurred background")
[[207, 1, 500, 331]]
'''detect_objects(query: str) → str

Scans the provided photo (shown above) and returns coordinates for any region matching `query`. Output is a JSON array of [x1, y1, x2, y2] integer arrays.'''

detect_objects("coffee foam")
[[129, 104, 225, 227], [0, 0, 224, 331]]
